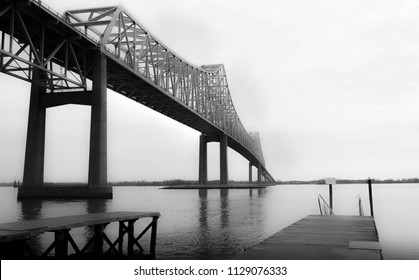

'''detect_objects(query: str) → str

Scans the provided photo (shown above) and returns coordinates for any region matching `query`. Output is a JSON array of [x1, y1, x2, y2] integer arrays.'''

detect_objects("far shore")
[[1, 178, 418, 187]]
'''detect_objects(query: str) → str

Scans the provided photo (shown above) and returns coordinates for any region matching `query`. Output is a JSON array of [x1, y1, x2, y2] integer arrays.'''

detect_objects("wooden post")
[[329, 184, 333, 211], [368, 178, 374, 216], [318, 197, 323, 215], [150, 216, 158, 256], [93, 224, 105, 256], [118, 221, 124, 254], [127, 220, 135, 256], [54, 230, 69, 258]]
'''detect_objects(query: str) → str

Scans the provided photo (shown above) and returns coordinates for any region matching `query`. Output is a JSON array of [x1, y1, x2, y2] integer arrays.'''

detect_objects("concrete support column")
[[257, 163, 262, 185], [23, 70, 46, 187], [199, 134, 207, 184], [88, 52, 107, 187], [249, 163, 253, 183], [220, 134, 228, 185]]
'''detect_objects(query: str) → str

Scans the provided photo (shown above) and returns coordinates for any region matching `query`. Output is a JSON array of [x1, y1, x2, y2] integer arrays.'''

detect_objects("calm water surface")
[[0, 184, 418, 259]]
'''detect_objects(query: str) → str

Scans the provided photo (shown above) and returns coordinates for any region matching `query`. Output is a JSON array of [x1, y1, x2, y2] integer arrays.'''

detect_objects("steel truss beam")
[[66, 5, 269, 170], [0, 3, 90, 92]]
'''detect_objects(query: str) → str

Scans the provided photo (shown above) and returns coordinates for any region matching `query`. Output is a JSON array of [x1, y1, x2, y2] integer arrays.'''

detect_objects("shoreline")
[[161, 184, 268, 189]]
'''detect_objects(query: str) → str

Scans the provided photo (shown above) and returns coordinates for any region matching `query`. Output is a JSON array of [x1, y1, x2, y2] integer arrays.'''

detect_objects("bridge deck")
[[235, 215, 382, 260], [0, 211, 160, 259]]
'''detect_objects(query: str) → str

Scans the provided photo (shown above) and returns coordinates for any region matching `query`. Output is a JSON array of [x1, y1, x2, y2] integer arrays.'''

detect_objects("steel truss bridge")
[[0, 0, 275, 194]]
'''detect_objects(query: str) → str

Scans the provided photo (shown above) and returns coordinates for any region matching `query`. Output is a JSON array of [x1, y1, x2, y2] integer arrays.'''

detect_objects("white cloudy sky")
[[1, 0, 418, 182]]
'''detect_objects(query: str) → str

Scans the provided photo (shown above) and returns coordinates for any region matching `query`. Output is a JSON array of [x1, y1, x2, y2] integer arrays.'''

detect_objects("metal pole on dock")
[[329, 184, 333, 211], [368, 178, 374, 216]]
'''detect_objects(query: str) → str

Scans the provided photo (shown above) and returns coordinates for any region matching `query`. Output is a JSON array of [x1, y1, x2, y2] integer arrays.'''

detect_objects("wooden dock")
[[0, 211, 160, 259], [236, 215, 382, 260]]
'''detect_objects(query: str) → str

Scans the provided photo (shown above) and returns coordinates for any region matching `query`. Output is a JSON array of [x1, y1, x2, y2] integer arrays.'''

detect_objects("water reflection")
[[196, 188, 253, 259], [220, 189, 229, 228], [86, 199, 108, 214], [197, 188, 234, 258], [248, 188, 266, 197], [19, 199, 43, 254], [198, 189, 208, 228], [20, 199, 42, 220], [197, 189, 211, 257], [84, 199, 109, 254]]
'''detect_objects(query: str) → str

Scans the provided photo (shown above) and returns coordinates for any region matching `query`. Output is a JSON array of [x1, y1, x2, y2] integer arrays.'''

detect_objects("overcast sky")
[[1, 0, 418, 183]]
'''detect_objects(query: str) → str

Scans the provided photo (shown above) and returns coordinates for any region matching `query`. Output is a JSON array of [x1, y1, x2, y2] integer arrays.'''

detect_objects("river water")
[[0, 184, 418, 259]]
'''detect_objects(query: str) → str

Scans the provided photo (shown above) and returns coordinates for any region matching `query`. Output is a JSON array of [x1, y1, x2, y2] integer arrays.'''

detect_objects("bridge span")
[[0, 0, 275, 197]]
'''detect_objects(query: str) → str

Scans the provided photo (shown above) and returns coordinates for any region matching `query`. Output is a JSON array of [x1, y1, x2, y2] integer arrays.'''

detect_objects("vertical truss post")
[[0, 31, 5, 70]]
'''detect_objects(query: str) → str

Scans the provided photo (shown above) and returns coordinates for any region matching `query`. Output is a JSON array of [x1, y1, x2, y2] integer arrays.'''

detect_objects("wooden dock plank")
[[235, 215, 382, 260], [0, 211, 161, 259], [0, 211, 160, 233], [349, 241, 382, 250]]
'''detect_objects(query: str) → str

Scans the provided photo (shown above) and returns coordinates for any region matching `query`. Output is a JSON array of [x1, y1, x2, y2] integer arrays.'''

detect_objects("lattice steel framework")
[[0, 1, 275, 182], [65, 6, 266, 167], [0, 2, 89, 92]]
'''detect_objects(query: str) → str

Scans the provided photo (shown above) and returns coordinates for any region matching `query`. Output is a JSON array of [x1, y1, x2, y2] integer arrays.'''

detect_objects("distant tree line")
[[110, 179, 276, 186], [276, 178, 419, 185], [109, 179, 266, 186], [110, 179, 199, 186]]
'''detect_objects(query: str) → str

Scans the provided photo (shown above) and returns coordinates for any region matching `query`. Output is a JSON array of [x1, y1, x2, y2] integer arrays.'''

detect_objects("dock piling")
[[368, 178, 374, 216], [329, 184, 333, 211]]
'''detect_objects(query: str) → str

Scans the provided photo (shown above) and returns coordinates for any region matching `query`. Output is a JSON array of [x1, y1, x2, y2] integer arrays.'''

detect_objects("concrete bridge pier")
[[219, 133, 228, 185], [257, 163, 262, 185], [22, 69, 46, 187], [198, 133, 228, 185], [249, 163, 253, 183], [88, 52, 107, 187], [199, 134, 207, 184], [18, 51, 111, 199]]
